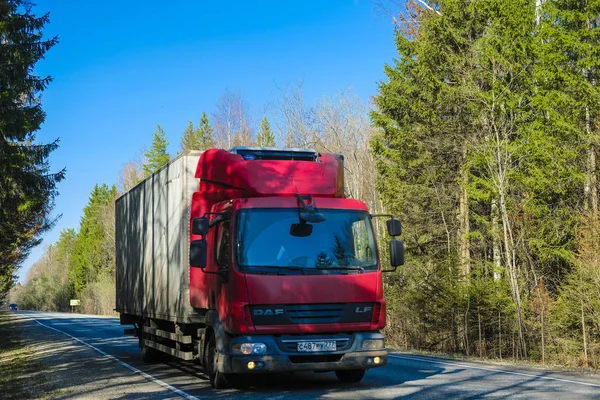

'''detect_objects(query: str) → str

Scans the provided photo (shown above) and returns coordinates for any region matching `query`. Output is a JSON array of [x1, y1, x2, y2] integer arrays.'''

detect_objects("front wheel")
[[205, 334, 228, 389], [335, 369, 366, 383]]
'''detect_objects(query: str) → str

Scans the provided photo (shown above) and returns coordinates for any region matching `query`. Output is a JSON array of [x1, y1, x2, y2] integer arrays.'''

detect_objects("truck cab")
[[188, 147, 404, 387]]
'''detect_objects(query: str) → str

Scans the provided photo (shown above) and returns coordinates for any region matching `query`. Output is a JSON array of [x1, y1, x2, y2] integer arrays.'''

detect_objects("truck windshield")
[[236, 208, 378, 272]]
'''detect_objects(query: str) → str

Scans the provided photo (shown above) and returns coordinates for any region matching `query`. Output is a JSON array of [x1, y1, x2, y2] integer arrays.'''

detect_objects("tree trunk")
[[464, 296, 470, 356], [478, 308, 483, 358], [581, 299, 589, 368], [512, 331, 515, 361], [499, 183, 527, 357], [498, 311, 502, 360], [491, 199, 501, 281], [459, 146, 470, 277], [535, 0, 544, 26], [541, 303, 545, 364], [584, 135, 597, 215]]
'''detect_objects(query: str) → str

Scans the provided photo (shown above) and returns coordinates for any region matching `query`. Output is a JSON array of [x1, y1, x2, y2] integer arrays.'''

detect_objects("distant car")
[[9, 304, 18, 311]]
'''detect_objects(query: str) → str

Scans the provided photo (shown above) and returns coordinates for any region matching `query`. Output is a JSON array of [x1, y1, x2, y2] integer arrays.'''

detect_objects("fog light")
[[366, 358, 374, 365], [256, 361, 265, 369], [374, 356, 381, 364], [247, 361, 256, 370]]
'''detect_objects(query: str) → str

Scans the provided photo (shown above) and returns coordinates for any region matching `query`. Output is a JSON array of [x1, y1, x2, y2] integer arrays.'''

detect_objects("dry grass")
[[0, 311, 52, 399]]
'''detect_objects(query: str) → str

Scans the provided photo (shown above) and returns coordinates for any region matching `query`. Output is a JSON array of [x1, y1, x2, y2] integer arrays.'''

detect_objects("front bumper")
[[216, 332, 388, 374]]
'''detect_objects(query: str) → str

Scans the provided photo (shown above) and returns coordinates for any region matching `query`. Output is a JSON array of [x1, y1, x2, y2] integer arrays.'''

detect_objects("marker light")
[[247, 361, 256, 370], [373, 356, 381, 364]]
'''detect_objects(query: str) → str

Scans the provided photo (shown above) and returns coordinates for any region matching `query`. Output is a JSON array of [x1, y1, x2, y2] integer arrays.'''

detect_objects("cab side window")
[[215, 221, 230, 270]]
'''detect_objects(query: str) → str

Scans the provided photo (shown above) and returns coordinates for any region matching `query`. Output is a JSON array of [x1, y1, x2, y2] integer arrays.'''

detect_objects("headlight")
[[362, 339, 385, 350], [233, 342, 267, 355]]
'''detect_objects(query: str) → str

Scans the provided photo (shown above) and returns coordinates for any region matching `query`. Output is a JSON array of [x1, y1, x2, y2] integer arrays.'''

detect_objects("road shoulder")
[[3, 312, 178, 399]]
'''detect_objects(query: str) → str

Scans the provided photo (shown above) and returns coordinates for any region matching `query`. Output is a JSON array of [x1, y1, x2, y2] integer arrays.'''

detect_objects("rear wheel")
[[335, 369, 366, 383]]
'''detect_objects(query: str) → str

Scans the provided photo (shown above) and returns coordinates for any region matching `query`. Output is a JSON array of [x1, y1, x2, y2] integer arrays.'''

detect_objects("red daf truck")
[[116, 147, 404, 388]]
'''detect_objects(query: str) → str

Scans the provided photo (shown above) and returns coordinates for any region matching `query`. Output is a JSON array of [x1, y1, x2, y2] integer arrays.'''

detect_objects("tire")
[[335, 369, 366, 383], [205, 333, 228, 389]]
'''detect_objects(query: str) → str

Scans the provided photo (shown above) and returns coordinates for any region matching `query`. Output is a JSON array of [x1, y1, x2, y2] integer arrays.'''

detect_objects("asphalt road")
[[16, 311, 600, 399]]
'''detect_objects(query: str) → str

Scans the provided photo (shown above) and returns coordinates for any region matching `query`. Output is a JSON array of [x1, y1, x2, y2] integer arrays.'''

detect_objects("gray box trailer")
[[115, 151, 203, 324]]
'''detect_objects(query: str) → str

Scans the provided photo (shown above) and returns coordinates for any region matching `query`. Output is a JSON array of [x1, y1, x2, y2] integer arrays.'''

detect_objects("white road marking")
[[390, 354, 600, 388], [24, 315, 202, 400]]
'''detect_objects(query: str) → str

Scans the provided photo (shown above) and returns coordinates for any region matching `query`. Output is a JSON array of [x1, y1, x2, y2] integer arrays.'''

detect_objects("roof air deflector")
[[229, 146, 319, 161]]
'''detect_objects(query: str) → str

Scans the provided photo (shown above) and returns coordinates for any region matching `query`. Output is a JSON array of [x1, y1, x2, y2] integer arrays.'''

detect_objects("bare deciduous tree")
[[269, 80, 316, 148], [118, 148, 146, 194], [213, 90, 253, 149]]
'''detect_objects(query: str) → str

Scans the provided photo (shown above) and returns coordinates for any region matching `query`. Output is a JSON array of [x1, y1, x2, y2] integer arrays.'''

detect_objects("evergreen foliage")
[[180, 113, 215, 152], [372, 0, 600, 365], [69, 184, 117, 295], [0, 0, 64, 300], [180, 121, 198, 152], [143, 124, 170, 175], [197, 112, 215, 150], [256, 116, 276, 147]]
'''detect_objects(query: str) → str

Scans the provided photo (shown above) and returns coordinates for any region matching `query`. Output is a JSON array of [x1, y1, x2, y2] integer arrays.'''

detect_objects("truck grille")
[[286, 303, 344, 324], [250, 302, 375, 325]]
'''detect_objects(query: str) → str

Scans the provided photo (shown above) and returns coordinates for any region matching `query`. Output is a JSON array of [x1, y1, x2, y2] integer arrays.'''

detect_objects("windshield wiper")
[[247, 266, 306, 275], [315, 266, 365, 273]]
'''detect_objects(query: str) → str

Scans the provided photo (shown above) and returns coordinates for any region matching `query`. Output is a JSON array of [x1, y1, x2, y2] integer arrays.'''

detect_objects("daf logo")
[[355, 306, 372, 313], [253, 308, 284, 316]]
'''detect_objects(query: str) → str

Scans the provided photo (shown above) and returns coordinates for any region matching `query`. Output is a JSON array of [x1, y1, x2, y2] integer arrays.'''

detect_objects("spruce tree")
[[196, 112, 215, 150], [143, 124, 170, 175], [256, 115, 276, 147], [180, 121, 199, 152], [0, 0, 64, 298]]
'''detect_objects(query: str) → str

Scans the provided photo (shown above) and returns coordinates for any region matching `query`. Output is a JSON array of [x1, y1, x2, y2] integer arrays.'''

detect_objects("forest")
[[6, 0, 600, 369]]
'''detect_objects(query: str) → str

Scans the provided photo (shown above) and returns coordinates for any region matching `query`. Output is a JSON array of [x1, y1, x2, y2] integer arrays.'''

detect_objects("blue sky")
[[20, 0, 400, 281]]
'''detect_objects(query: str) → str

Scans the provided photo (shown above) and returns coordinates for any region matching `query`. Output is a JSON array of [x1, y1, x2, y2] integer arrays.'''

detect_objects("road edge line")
[[24, 314, 201, 400], [389, 354, 600, 388]]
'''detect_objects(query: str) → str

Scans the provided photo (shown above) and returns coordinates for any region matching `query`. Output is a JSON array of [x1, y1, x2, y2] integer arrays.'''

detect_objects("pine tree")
[[143, 124, 170, 176], [180, 121, 199, 152], [256, 116, 276, 147], [196, 112, 215, 150], [0, 0, 64, 299]]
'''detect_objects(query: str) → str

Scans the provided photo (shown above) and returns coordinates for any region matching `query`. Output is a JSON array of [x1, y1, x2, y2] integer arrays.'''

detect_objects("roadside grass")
[[0, 312, 50, 399]]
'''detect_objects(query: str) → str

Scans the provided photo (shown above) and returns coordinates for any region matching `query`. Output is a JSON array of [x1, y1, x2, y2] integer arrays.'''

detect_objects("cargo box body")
[[115, 152, 203, 324]]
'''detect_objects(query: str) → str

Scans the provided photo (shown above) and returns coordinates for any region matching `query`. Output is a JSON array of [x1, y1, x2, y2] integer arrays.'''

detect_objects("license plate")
[[297, 341, 336, 352]]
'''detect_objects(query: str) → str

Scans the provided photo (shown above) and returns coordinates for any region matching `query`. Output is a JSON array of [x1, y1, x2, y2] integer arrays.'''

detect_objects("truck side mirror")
[[192, 217, 209, 235], [386, 219, 402, 237], [190, 239, 207, 268], [390, 239, 404, 267]]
